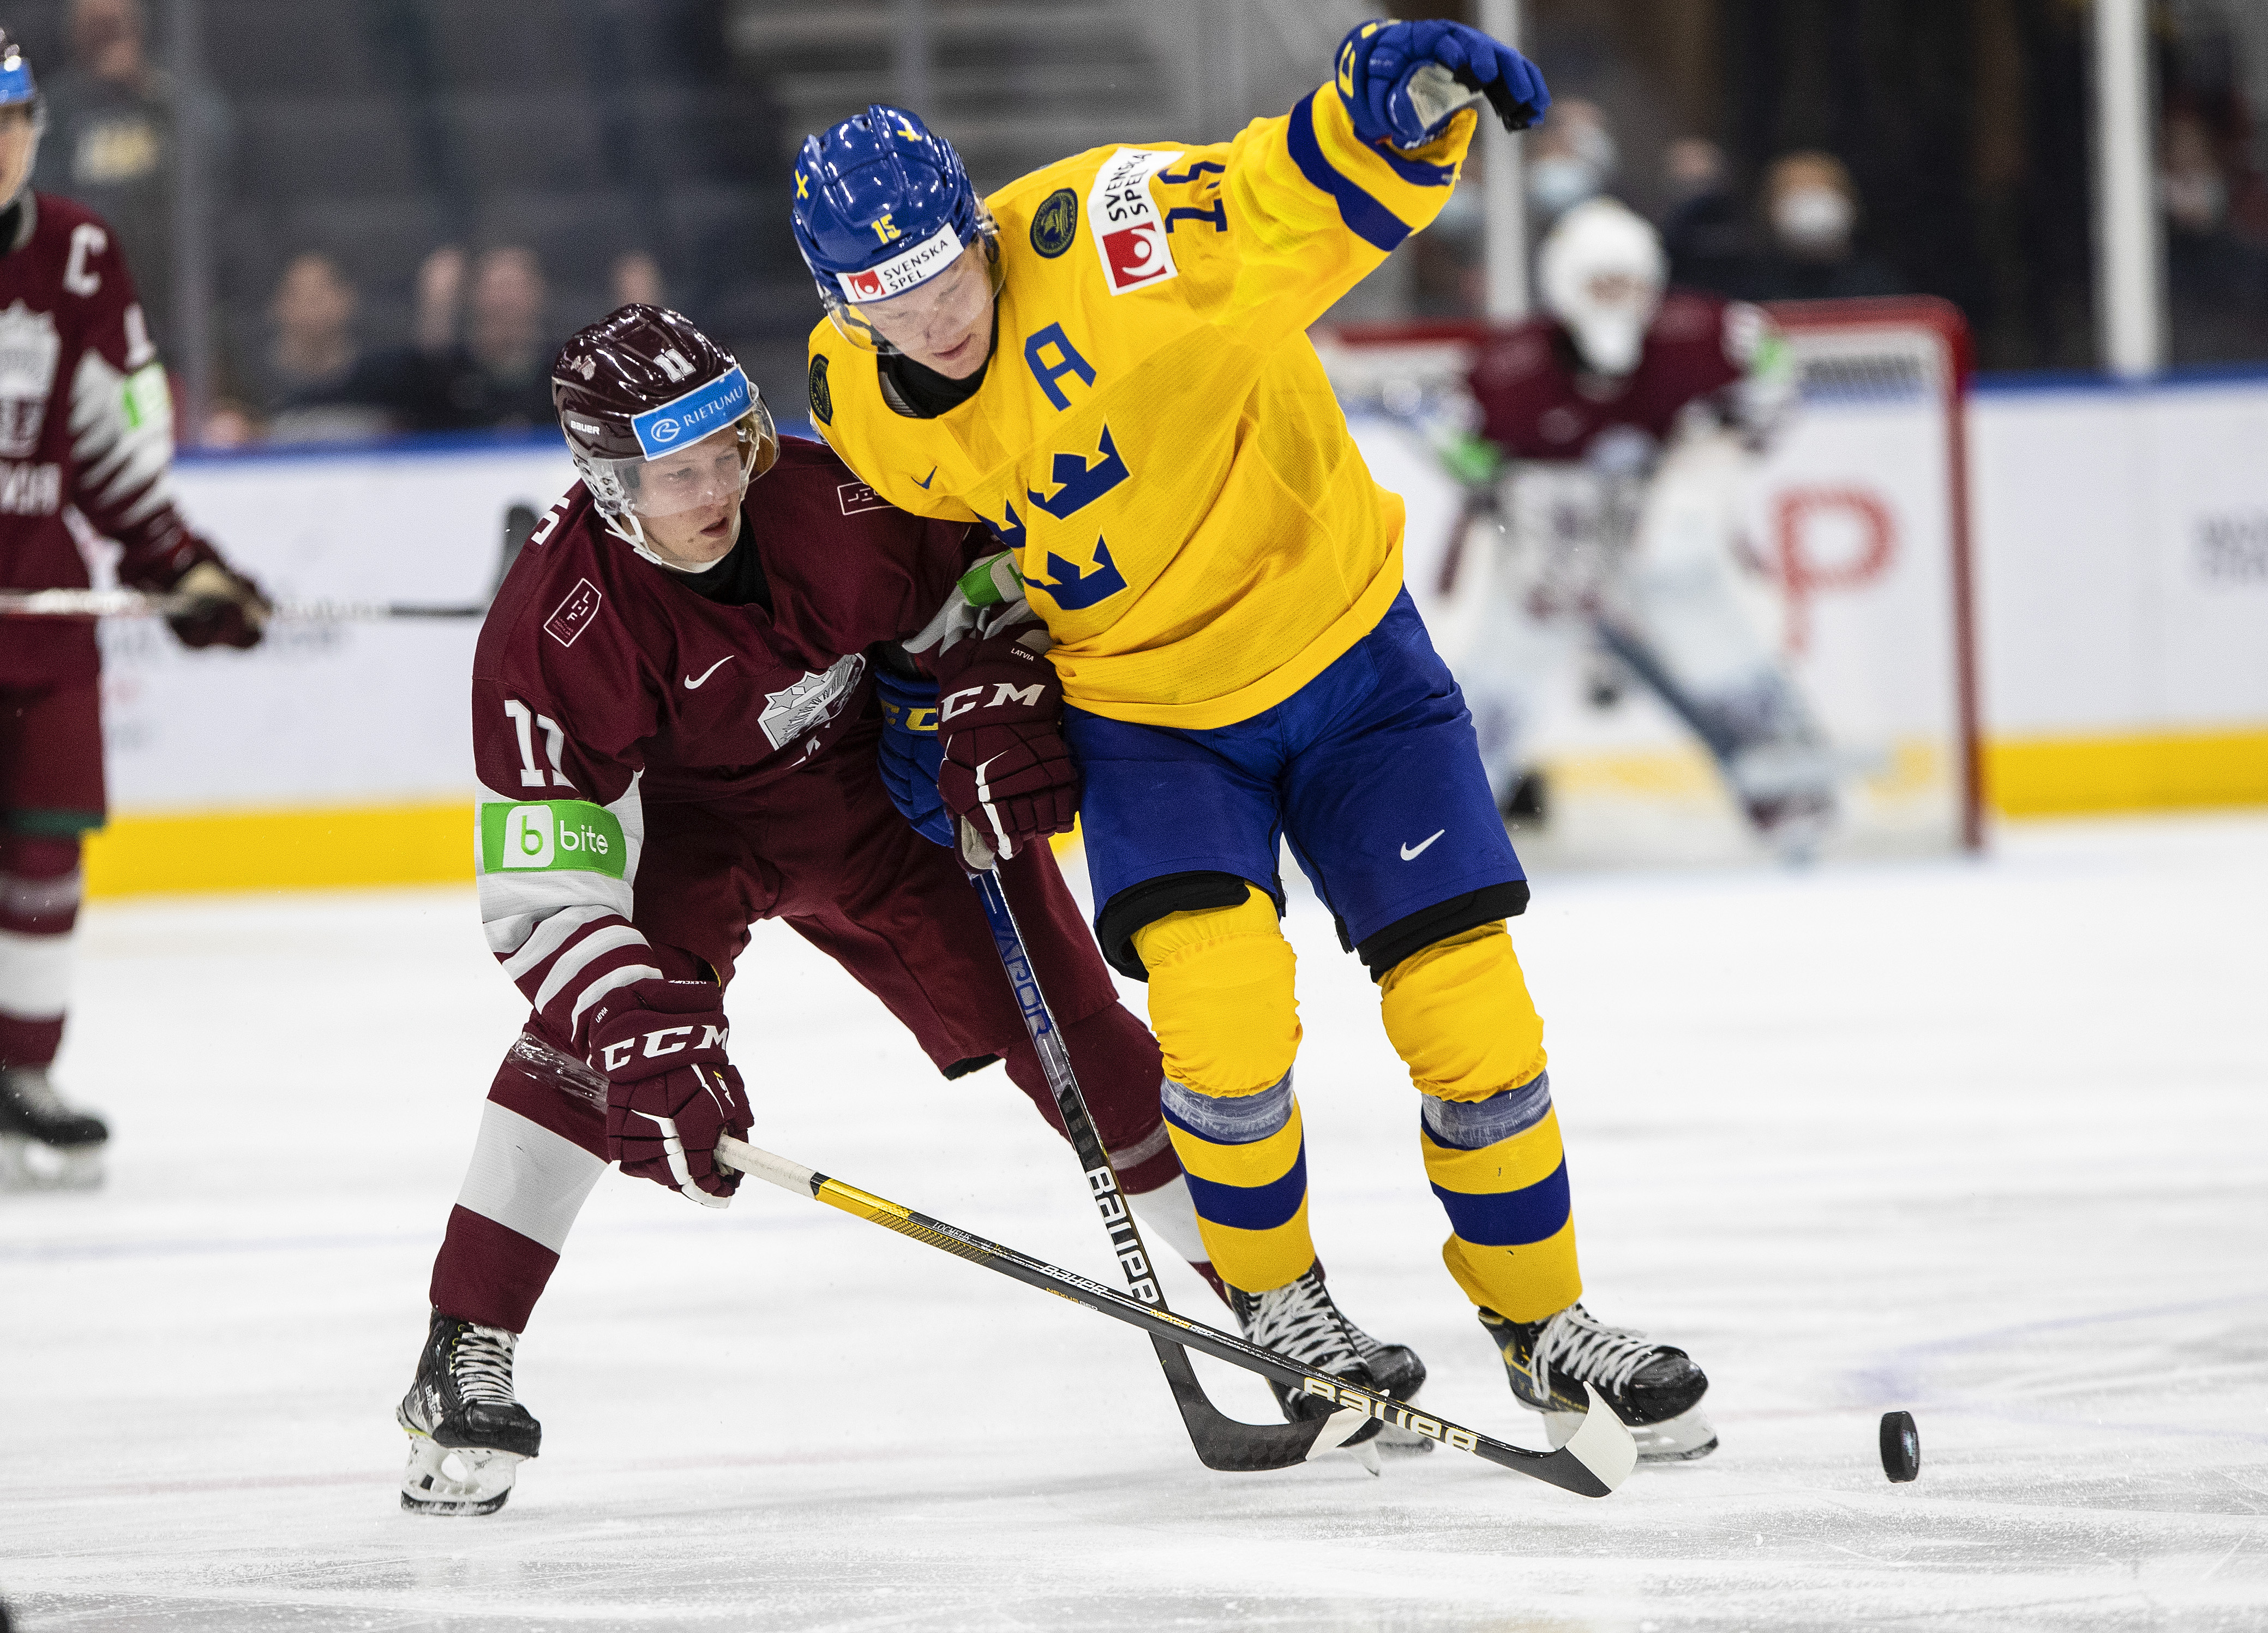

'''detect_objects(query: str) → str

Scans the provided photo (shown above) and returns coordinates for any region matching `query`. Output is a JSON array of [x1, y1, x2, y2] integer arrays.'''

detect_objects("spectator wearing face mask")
[[1526, 98, 1617, 224], [1742, 151, 1900, 303]]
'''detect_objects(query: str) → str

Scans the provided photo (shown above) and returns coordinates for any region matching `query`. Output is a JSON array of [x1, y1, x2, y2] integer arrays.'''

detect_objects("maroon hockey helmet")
[[553, 304, 777, 549]]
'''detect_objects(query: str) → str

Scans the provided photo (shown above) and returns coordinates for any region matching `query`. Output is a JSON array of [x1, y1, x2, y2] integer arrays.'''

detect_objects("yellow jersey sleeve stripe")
[[1286, 88, 1475, 253]]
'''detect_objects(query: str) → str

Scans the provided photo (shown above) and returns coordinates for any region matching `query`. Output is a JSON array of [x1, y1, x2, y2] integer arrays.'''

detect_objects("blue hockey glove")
[[874, 666, 953, 847], [1336, 19, 1550, 151]]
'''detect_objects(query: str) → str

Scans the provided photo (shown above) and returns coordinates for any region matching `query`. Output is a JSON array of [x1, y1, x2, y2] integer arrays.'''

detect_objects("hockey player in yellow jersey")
[[793, 18, 1715, 1461]]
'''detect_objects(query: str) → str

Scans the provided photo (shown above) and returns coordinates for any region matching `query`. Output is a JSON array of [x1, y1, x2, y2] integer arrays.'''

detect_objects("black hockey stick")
[[970, 862, 1365, 1472], [713, 1130, 1634, 1497], [0, 501, 545, 621]]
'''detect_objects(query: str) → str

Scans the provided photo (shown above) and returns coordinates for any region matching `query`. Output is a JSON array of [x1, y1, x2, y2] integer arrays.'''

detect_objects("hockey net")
[[1317, 296, 1983, 866]]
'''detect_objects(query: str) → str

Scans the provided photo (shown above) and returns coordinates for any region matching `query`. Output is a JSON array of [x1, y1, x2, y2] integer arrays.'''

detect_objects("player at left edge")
[[0, 31, 269, 1190]]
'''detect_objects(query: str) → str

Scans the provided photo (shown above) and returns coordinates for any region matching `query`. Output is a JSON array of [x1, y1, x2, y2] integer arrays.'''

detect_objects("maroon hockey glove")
[[934, 631, 1077, 860], [165, 560, 271, 650], [586, 979, 751, 1207]]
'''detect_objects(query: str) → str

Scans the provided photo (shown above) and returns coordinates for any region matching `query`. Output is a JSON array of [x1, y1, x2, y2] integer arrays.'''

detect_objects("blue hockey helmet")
[[791, 105, 998, 350], [0, 30, 37, 111], [0, 31, 47, 210]]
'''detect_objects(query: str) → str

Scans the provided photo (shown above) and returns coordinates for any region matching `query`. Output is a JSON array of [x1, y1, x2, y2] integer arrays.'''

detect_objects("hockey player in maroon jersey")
[[1446, 197, 1834, 852], [0, 32, 267, 1188], [396, 304, 1420, 1515]]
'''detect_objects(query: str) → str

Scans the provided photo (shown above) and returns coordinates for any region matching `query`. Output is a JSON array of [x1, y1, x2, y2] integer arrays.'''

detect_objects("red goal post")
[[1317, 296, 1985, 859]]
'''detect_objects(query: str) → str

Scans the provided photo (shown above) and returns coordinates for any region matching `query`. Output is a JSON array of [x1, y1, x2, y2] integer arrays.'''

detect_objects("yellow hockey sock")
[[1381, 923, 1581, 1321], [1159, 1074, 1315, 1293], [1136, 887, 1312, 1291], [1423, 1079, 1582, 1321]]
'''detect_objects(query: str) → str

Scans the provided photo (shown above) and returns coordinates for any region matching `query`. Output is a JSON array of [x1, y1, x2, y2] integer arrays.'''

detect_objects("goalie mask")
[[0, 31, 47, 211], [1538, 198, 1667, 379], [553, 304, 778, 563]]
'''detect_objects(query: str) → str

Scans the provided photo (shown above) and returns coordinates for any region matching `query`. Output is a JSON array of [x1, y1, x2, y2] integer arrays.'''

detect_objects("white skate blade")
[[0, 1133, 104, 1192], [1631, 1403, 1718, 1462], [1544, 1395, 1717, 1465], [400, 1434, 524, 1516], [1370, 1389, 1439, 1457]]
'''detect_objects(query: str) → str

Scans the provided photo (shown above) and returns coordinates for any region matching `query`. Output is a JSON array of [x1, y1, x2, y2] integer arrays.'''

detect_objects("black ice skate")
[[1231, 1263, 1425, 1452], [398, 1308, 542, 1515], [0, 1067, 107, 1191], [1323, 1272, 1433, 1455], [1480, 1302, 1717, 1462]]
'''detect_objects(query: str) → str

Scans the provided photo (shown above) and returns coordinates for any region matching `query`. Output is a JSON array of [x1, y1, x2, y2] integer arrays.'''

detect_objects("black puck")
[[1879, 1410, 1920, 1482]]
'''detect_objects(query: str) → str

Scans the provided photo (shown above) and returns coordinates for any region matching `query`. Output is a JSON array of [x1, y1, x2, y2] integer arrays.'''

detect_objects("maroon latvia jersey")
[[471, 435, 981, 1054], [0, 192, 224, 686], [1468, 291, 1779, 464]]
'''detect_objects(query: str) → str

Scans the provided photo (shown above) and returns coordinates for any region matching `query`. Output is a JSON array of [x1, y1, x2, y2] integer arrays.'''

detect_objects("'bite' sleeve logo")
[[479, 800, 628, 877]]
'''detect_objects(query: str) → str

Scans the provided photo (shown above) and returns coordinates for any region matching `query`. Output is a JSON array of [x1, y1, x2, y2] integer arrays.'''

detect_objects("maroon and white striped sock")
[[0, 835, 82, 1072], [428, 1033, 609, 1333]]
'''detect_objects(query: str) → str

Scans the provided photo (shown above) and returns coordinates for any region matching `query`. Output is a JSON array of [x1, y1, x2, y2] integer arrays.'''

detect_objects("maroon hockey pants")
[[430, 727, 1174, 1332]]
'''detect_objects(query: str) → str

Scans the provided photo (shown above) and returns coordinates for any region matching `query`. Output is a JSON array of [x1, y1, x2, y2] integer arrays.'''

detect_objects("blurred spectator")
[[1742, 152, 1901, 302], [1526, 98, 1617, 224], [32, 0, 223, 349], [259, 252, 389, 443], [2162, 110, 2230, 238], [2161, 108, 2268, 355], [611, 250, 665, 310], [356, 244, 560, 434], [1658, 137, 1749, 297]]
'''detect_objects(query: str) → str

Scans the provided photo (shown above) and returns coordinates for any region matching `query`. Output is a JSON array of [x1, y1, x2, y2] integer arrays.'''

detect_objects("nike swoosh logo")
[[914, 465, 938, 489], [1400, 829, 1446, 862], [683, 656, 732, 689]]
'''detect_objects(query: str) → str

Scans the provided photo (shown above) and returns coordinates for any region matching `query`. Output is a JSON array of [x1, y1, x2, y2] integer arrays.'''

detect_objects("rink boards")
[[75, 366, 2268, 892]]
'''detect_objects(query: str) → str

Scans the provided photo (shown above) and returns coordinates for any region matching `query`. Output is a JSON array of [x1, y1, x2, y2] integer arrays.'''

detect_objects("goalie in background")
[[1442, 197, 1835, 857]]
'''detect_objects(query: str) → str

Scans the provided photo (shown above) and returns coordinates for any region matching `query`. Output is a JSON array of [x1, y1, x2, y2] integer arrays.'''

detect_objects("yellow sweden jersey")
[[806, 85, 1477, 729]]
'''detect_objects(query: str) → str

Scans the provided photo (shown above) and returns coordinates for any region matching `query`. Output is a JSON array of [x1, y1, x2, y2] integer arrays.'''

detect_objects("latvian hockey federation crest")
[[759, 653, 867, 751], [0, 301, 61, 458]]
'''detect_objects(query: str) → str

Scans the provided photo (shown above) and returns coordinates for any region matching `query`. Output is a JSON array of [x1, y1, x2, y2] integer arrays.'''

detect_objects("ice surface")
[[5, 814, 2266, 1631]]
